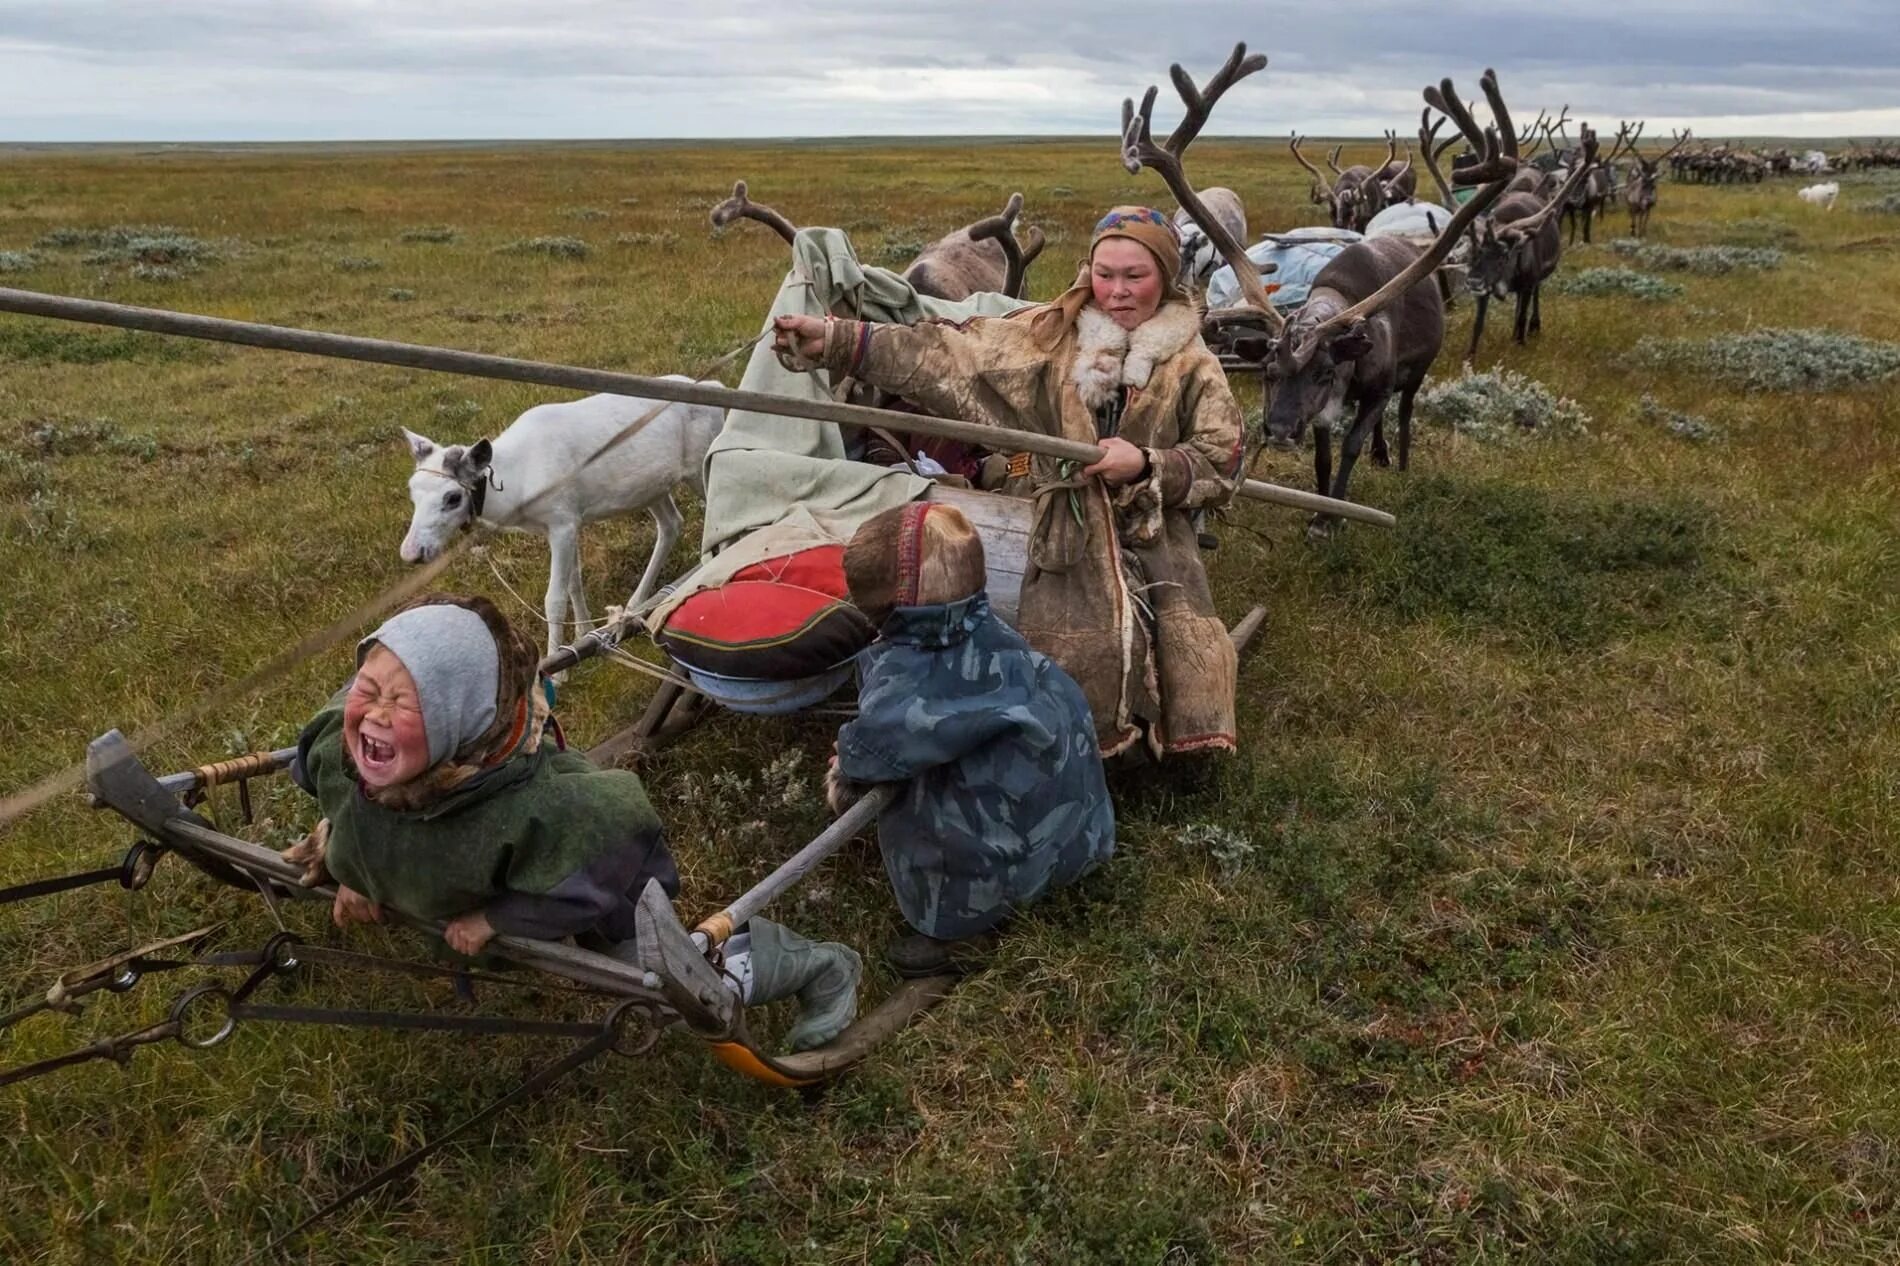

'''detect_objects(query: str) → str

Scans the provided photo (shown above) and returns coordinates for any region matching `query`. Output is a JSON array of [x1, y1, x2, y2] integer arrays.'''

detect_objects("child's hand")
[[281, 818, 331, 887], [825, 754, 865, 817], [444, 910, 497, 957], [331, 884, 384, 928]]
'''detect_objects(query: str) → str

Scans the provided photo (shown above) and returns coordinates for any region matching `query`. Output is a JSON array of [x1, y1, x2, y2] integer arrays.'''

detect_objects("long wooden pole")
[[0, 287, 1394, 528]]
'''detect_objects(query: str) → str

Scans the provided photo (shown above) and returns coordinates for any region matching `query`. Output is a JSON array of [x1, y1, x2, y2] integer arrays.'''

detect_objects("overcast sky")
[[2, 1, 1895, 142]]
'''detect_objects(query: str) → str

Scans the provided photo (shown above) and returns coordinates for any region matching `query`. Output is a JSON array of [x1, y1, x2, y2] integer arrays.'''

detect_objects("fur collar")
[[1068, 301, 1201, 411]]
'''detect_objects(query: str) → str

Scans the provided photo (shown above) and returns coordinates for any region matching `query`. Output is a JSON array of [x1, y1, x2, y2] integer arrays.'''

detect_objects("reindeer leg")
[[1529, 284, 1543, 337], [566, 535, 591, 653], [544, 520, 580, 676], [626, 493, 682, 612], [1311, 397, 1381, 539], [1466, 294, 1488, 363], [1312, 423, 1333, 504], [1513, 286, 1530, 345], [1398, 385, 1416, 472], [1371, 409, 1391, 468]]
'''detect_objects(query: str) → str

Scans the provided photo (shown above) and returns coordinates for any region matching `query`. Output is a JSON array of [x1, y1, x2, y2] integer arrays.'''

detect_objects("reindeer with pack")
[[1127, 56, 1524, 533], [1291, 129, 1419, 233]]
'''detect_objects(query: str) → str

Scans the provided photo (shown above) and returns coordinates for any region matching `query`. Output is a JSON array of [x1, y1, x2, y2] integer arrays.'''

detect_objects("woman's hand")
[[443, 910, 497, 957], [772, 314, 829, 362], [331, 884, 384, 928], [1083, 437, 1150, 487]]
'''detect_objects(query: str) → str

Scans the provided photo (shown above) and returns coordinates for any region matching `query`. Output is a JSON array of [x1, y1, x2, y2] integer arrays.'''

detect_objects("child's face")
[[343, 645, 432, 788]]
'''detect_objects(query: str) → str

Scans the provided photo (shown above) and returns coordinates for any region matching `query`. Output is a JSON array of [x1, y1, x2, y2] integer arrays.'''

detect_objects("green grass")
[[2, 141, 1899, 1263]]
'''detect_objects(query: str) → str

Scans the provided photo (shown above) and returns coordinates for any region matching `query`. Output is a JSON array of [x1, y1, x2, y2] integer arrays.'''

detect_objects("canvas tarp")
[[700, 227, 1033, 557]]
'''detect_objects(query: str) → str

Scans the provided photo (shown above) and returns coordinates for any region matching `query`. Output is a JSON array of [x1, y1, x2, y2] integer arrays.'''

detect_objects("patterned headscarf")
[[1029, 205, 1189, 349]]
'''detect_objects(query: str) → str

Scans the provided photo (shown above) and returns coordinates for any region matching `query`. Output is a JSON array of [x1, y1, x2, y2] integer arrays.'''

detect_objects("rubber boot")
[[742, 918, 862, 1052]]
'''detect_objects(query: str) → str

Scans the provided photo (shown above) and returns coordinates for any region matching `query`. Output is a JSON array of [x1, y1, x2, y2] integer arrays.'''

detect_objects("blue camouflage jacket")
[[837, 590, 1115, 940]]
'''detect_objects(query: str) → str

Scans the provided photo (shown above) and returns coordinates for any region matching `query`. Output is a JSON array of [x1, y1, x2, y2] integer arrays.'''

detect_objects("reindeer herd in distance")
[[708, 47, 1876, 526]]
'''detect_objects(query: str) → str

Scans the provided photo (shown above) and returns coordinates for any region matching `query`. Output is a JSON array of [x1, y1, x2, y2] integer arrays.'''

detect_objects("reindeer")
[[1620, 124, 1693, 238], [1123, 49, 1520, 534], [398, 386, 724, 671], [1291, 131, 1416, 232], [1458, 123, 1606, 360], [709, 181, 1044, 300], [1171, 188, 1249, 289]]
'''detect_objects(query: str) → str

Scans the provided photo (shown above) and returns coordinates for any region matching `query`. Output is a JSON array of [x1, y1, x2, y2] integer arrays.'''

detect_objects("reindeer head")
[[1263, 313, 1376, 450], [1464, 214, 1534, 299], [398, 428, 493, 564]]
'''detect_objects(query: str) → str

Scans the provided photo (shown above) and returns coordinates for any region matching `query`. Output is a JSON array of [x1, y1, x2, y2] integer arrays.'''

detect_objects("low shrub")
[[1631, 327, 1900, 391], [1636, 394, 1723, 443], [1405, 369, 1591, 442], [0, 249, 42, 273], [1608, 240, 1784, 272], [398, 225, 458, 243], [497, 236, 588, 259], [39, 225, 223, 273], [1548, 268, 1683, 300]]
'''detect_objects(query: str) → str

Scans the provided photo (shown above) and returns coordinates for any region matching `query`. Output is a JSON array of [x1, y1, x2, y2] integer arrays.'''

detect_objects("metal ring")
[[119, 841, 163, 891], [108, 965, 142, 993], [170, 985, 237, 1050], [263, 932, 302, 972], [606, 1000, 665, 1059]]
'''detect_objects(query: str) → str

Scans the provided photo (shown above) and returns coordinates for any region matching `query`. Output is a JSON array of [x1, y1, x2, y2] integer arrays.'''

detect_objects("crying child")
[[282, 594, 860, 1052]]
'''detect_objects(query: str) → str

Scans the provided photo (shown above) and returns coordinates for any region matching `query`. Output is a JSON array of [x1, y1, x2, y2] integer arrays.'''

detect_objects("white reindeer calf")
[[1797, 182, 1839, 210], [399, 381, 724, 668]]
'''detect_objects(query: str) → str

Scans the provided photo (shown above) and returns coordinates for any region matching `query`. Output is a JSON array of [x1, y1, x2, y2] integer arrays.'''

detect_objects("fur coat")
[[814, 299, 1244, 755]]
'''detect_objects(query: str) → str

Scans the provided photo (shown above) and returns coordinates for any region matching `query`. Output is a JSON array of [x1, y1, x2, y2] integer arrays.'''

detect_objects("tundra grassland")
[[2, 140, 1898, 1265]]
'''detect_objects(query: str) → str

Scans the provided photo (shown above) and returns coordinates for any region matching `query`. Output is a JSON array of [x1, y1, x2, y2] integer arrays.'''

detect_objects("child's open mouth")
[[357, 733, 397, 770]]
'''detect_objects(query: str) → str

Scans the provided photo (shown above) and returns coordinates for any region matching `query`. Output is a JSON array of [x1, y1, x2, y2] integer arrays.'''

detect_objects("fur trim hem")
[[1161, 731, 1237, 756]]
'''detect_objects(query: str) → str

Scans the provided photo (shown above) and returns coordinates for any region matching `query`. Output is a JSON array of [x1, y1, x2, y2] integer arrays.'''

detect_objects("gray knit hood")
[[358, 603, 500, 768]]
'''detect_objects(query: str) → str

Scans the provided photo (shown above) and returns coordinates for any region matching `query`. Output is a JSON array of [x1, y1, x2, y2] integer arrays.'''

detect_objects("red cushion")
[[657, 546, 873, 680]]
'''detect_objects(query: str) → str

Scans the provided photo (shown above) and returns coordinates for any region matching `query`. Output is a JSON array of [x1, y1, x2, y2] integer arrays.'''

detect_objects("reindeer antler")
[[1306, 69, 1520, 342], [1498, 123, 1602, 238], [967, 191, 1039, 299], [1604, 121, 1644, 168], [1418, 108, 1459, 206], [1382, 129, 1399, 169], [709, 180, 798, 245], [1382, 145, 1413, 196], [1326, 145, 1345, 176], [1659, 127, 1694, 163], [1122, 41, 1281, 329], [1290, 133, 1334, 201]]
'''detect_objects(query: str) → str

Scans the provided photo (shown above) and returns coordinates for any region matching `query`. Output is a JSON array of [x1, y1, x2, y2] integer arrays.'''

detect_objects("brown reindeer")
[[1621, 124, 1693, 238], [1125, 51, 1519, 532], [709, 180, 1045, 300], [1459, 123, 1605, 360], [1260, 76, 1522, 532], [1292, 130, 1417, 232]]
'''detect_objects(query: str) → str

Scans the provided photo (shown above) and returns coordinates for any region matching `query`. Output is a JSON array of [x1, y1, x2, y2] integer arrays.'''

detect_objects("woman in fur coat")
[[774, 207, 1245, 758]]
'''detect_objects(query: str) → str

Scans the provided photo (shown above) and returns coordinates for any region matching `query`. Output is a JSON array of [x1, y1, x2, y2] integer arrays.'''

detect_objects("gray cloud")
[[0, 1, 1893, 140]]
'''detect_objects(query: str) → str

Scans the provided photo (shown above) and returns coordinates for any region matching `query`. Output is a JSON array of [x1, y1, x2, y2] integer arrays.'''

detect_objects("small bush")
[[1406, 369, 1591, 442], [1548, 268, 1683, 301], [1631, 327, 1900, 391], [1176, 823, 1256, 878], [615, 231, 680, 249], [25, 419, 157, 459], [497, 236, 587, 259], [0, 249, 42, 273], [1608, 240, 1783, 273], [564, 207, 608, 221], [131, 263, 184, 282], [333, 255, 382, 272], [398, 225, 457, 243], [1865, 192, 1900, 215], [386, 288, 417, 302], [1636, 394, 1723, 443], [40, 225, 223, 273], [1049, 185, 1076, 198]]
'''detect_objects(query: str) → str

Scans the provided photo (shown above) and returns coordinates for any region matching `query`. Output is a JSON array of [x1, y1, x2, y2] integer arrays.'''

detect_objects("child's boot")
[[742, 919, 862, 1052]]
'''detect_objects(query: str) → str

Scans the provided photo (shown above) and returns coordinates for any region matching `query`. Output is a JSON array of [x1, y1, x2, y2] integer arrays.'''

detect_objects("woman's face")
[[343, 645, 432, 789], [1090, 238, 1166, 330]]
